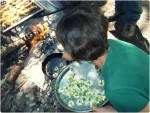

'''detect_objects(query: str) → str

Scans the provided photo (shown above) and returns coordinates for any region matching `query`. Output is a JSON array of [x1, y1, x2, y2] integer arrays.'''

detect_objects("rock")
[[14, 91, 26, 111], [1, 94, 13, 112], [10, 105, 17, 112]]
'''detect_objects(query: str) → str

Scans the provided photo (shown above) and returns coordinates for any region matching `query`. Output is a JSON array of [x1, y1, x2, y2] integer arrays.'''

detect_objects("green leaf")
[[96, 101, 102, 107]]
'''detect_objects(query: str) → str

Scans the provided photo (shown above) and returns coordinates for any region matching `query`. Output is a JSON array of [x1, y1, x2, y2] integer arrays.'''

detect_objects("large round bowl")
[[55, 61, 108, 112]]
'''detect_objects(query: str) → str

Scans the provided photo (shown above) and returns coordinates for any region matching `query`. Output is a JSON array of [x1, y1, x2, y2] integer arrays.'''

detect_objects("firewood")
[[1, 33, 33, 58], [1, 40, 25, 58], [6, 60, 24, 84], [6, 47, 30, 84]]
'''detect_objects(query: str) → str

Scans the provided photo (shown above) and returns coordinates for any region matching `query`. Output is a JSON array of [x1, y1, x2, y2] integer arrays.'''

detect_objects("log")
[[6, 49, 29, 84], [1, 34, 12, 44], [6, 62, 24, 84], [1, 33, 33, 58]]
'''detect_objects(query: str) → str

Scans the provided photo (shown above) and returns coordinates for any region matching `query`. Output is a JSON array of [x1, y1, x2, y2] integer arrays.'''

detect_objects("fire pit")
[[1, 3, 66, 111]]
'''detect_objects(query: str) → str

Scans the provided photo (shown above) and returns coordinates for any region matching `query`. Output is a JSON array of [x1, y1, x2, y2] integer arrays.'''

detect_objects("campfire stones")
[[33, 49, 42, 58]]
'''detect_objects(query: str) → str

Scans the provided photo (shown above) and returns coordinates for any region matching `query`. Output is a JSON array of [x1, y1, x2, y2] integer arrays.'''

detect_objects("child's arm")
[[92, 103, 117, 112], [140, 101, 150, 112], [92, 102, 150, 112]]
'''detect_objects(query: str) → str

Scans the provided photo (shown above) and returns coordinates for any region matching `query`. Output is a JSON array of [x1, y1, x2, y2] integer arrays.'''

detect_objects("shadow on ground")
[[109, 17, 149, 55]]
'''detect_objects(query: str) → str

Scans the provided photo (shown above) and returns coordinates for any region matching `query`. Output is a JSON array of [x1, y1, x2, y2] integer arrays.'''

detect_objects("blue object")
[[115, 1, 142, 24]]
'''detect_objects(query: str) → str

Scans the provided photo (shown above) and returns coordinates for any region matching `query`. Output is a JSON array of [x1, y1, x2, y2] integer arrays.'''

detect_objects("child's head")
[[56, 7, 109, 61]]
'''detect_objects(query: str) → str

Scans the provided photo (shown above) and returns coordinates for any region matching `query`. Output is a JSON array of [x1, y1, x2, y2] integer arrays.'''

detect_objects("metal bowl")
[[55, 61, 108, 112]]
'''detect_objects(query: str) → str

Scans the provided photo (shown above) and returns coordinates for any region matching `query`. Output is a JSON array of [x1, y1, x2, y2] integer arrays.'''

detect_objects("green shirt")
[[101, 39, 149, 112]]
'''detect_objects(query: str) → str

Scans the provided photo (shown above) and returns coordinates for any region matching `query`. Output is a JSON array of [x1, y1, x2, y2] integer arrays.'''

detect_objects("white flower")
[[62, 89, 67, 95], [86, 89, 94, 96], [68, 100, 74, 107], [59, 67, 64, 72], [100, 90, 105, 95], [84, 96, 90, 106], [59, 63, 63, 67], [76, 99, 83, 106], [80, 86, 88, 93], [79, 77, 86, 81], [52, 73, 58, 78], [94, 89, 100, 94], [68, 77, 75, 82], [94, 96, 100, 104], [99, 95, 106, 101], [58, 87, 64, 93], [54, 67, 59, 71], [81, 96, 88, 103], [87, 80, 93, 86], [74, 94, 80, 99], [84, 101, 90, 106], [90, 99, 95, 107], [98, 80, 104, 86], [68, 92, 73, 98]]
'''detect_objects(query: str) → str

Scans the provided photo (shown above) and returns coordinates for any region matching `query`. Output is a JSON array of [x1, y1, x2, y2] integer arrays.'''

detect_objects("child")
[[56, 7, 149, 112]]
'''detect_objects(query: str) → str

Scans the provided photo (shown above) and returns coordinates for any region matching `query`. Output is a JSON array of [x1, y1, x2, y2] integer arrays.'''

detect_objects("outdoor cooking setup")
[[1, 1, 108, 112]]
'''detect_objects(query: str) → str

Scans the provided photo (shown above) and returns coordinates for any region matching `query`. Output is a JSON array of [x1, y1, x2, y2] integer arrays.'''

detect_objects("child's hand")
[[62, 52, 74, 61], [92, 103, 117, 112]]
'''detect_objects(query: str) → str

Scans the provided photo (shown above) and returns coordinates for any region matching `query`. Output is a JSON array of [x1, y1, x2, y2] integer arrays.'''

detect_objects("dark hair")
[[56, 7, 109, 61]]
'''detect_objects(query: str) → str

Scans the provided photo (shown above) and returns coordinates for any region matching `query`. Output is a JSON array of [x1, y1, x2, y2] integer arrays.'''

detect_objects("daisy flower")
[[81, 96, 88, 103], [94, 89, 100, 94], [74, 94, 80, 99], [87, 80, 93, 86], [99, 95, 106, 101], [59, 63, 63, 67], [62, 89, 67, 95], [85, 101, 90, 106], [57, 70, 60, 74], [76, 99, 83, 106], [58, 87, 64, 93], [84, 96, 90, 106], [54, 67, 59, 71], [68, 92, 73, 98], [80, 86, 88, 94], [68, 100, 74, 107], [98, 80, 104, 86], [52, 73, 58, 78], [88, 89, 94, 95], [79, 77, 86, 81], [59, 67, 64, 72], [68, 77, 74, 82]]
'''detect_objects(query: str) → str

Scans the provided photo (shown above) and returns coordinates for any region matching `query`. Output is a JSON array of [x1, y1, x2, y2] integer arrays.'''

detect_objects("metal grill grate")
[[1, 0, 44, 33]]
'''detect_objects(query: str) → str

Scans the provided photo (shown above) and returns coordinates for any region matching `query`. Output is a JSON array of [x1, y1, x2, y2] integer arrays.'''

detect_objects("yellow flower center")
[[100, 96, 103, 100]]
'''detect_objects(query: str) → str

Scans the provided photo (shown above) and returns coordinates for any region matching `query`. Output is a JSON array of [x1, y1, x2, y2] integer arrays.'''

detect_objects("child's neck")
[[93, 51, 108, 69]]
